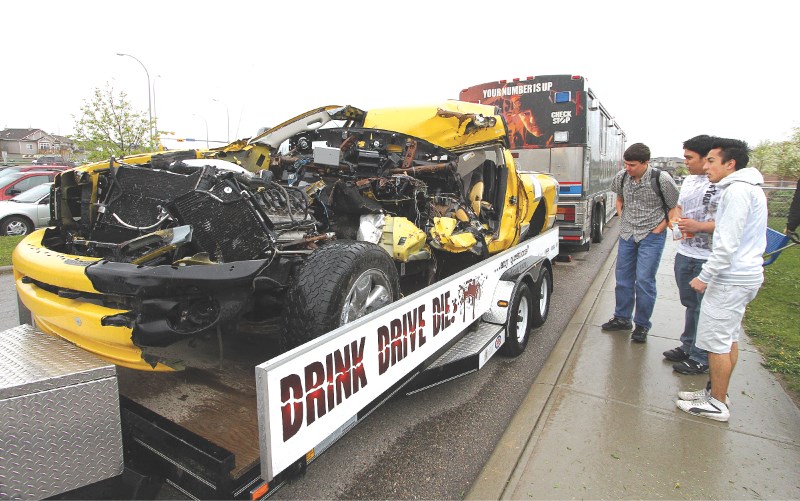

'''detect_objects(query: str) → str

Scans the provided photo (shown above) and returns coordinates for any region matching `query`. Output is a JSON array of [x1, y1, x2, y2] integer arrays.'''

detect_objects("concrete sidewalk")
[[468, 236, 800, 500]]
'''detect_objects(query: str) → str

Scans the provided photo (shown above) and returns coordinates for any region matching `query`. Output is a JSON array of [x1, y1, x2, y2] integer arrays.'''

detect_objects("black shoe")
[[601, 316, 633, 331], [631, 325, 649, 342], [673, 359, 709, 375], [663, 346, 690, 362]]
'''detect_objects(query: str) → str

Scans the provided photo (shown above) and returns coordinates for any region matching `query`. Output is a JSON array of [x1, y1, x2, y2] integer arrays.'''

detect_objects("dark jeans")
[[673, 252, 709, 364], [614, 231, 667, 330]]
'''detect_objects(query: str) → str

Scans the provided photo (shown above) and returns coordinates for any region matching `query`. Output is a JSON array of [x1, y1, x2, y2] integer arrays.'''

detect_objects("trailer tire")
[[531, 265, 551, 327], [591, 203, 605, 243], [283, 240, 400, 350], [500, 282, 533, 357]]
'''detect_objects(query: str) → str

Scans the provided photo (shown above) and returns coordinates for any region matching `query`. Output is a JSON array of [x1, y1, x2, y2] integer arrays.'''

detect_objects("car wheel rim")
[[515, 295, 530, 343], [7, 221, 26, 236], [538, 276, 549, 317], [341, 269, 394, 324]]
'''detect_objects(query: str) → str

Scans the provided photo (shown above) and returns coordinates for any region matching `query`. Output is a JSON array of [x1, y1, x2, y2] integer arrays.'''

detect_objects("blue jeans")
[[614, 232, 667, 330], [674, 253, 709, 364]]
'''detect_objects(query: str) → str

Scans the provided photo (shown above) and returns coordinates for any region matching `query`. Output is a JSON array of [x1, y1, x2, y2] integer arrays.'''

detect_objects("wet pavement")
[[467, 236, 800, 500]]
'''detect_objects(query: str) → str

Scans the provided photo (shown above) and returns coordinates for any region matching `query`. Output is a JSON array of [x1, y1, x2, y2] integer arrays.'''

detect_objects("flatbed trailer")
[[1, 228, 558, 500]]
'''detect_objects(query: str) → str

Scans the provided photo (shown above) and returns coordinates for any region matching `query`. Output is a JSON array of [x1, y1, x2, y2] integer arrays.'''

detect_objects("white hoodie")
[[697, 167, 767, 286]]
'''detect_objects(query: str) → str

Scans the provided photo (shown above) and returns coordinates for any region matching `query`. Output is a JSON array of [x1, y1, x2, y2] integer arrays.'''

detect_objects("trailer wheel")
[[531, 266, 552, 327], [500, 282, 533, 357], [591, 203, 605, 243], [283, 240, 400, 350]]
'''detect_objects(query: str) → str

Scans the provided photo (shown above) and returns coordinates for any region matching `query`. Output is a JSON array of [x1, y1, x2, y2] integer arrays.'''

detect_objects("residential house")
[[0, 128, 74, 164], [650, 156, 684, 176]]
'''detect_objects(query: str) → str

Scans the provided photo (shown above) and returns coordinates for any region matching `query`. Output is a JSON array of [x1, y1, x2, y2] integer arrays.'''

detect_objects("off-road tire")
[[500, 282, 533, 357], [283, 240, 400, 350]]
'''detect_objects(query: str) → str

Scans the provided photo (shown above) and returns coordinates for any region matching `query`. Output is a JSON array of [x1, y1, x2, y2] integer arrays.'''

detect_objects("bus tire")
[[501, 282, 533, 357], [283, 240, 400, 350], [591, 203, 605, 243]]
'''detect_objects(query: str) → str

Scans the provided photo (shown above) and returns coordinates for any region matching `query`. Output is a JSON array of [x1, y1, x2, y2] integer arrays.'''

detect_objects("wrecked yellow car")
[[13, 101, 558, 371]]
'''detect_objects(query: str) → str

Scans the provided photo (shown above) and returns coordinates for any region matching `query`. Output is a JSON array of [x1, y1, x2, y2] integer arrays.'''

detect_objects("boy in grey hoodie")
[[676, 138, 767, 422]]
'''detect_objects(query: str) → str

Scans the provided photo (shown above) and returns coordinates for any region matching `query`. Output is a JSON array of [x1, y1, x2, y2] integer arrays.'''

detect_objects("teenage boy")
[[677, 138, 767, 422], [663, 135, 720, 374], [602, 143, 679, 342]]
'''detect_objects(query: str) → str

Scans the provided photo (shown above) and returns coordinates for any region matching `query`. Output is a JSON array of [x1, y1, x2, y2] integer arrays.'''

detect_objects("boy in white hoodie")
[[676, 138, 767, 422]]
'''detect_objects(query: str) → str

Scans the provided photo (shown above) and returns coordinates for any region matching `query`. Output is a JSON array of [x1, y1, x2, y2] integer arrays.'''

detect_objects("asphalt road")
[[1, 221, 619, 499]]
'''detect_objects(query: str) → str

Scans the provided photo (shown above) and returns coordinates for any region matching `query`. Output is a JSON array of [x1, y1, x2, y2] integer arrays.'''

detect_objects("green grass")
[[0, 235, 24, 266], [743, 217, 800, 399]]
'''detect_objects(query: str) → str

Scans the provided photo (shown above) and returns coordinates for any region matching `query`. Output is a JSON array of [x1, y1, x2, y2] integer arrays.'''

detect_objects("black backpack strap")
[[649, 167, 670, 221]]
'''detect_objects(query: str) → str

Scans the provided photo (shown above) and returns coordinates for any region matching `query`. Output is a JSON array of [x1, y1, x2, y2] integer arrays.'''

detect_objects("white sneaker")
[[676, 396, 730, 422], [677, 384, 731, 406], [677, 387, 708, 401]]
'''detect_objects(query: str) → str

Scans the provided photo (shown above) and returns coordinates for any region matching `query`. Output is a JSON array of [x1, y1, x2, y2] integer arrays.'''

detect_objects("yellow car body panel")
[[14, 231, 173, 371], [13, 230, 101, 293], [380, 216, 429, 262], [363, 101, 506, 150], [429, 217, 478, 252]]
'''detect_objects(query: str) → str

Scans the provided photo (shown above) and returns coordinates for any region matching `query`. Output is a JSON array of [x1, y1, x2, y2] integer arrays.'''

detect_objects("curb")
[[465, 245, 618, 500], [0, 265, 13, 275]]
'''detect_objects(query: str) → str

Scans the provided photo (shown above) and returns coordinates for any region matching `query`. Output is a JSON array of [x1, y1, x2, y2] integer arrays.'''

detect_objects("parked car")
[[0, 165, 73, 174], [32, 155, 76, 167], [0, 171, 59, 200], [0, 182, 51, 236]]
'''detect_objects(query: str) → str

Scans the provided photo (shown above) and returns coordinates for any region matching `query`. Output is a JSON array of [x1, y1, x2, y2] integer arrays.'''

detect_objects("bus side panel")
[[515, 147, 588, 241], [585, 94, 624, 229]]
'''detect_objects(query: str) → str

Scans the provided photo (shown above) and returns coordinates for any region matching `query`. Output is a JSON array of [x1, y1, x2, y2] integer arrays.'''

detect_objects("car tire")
[[500, 282, 533, 357], [591, 203, 605, 243], [0, 216, 33, 236], [531, 265, 552, 327], [283, 240, 400, 351]]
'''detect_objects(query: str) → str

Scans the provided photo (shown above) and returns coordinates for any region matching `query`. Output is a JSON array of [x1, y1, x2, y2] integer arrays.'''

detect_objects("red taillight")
[[556, 206, 576, 222]]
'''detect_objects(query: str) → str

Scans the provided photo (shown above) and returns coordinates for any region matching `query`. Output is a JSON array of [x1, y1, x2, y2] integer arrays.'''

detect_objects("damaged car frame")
[[13, 101, 559, 371]]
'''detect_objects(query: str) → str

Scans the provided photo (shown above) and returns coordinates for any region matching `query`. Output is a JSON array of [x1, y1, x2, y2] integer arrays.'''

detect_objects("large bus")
[[460, 74, 626, 249]]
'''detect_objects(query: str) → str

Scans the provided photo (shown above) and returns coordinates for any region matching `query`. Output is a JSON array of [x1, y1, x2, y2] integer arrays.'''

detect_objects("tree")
[[750, 127, 800, 181], [71, 83, 155, 162]]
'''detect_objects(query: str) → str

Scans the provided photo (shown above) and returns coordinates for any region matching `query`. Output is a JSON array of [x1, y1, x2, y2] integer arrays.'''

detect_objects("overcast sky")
[[3, 0, 796, 157]]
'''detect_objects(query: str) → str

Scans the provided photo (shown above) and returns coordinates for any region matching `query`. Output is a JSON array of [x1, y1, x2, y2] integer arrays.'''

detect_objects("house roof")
[[0, 128, 47, 141], [51, 134, 73, 145]]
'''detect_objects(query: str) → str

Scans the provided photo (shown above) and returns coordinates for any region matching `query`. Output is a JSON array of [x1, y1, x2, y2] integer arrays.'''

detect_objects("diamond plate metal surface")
[[428, 322, 504, 369], [0, 325, 123, 499], [0, 324, 115, 399]]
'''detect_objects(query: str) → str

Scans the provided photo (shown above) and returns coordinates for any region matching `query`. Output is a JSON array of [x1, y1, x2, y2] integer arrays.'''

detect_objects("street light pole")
[[116, 52, 153, 146], [152, 74, 161, 133], [213, 98, 230, 143], [193, 114, 209, 148]]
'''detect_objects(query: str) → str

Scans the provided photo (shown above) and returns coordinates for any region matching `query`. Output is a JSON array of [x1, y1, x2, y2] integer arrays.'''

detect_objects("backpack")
[[621, 167, 671, 222]]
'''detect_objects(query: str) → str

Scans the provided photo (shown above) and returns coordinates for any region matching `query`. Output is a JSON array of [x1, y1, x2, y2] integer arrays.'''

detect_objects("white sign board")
[[256, 228, 557, 480]]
